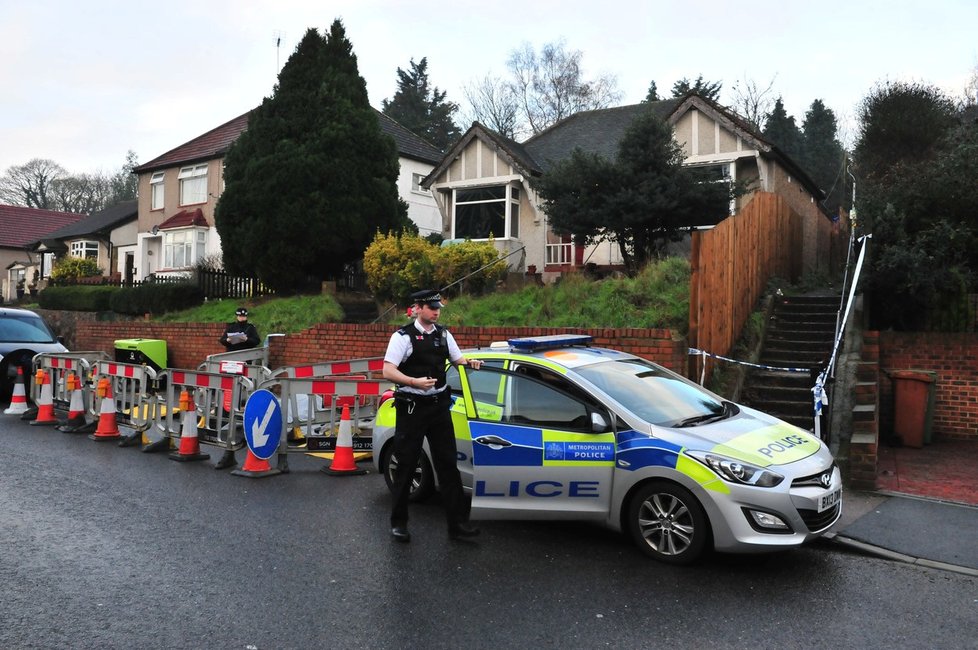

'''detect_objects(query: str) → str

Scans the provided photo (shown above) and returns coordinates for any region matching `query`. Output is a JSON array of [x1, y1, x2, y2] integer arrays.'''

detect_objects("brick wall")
[[75, 321, 688, 376], [879, 331, 978, 441]]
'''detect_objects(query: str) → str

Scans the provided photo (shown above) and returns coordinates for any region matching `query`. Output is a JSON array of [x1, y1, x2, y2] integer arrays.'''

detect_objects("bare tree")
[[462, 74, 520, 139], [0, 158, 67, 208], [50, 173, 111, 214], [463, 39, 621, 140], [730, 75, 778, 130]]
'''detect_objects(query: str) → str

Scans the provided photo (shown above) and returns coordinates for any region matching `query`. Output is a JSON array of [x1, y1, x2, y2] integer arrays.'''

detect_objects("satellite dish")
[[151, 225, 160, 235]]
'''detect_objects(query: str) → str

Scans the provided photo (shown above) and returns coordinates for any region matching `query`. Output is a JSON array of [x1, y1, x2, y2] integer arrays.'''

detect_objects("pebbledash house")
[[130, 109, 443, 281], [423, 92, 834, 280]]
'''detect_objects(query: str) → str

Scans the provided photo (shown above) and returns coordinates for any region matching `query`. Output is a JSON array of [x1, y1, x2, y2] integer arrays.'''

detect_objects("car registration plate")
[[818, 488, 841, 512]]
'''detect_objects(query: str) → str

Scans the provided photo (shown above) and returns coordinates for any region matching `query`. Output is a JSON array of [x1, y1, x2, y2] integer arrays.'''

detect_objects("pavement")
[[826, 439, 978, 576]]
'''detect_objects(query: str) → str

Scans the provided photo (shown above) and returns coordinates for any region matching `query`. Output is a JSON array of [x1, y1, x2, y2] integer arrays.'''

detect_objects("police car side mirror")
[[590, 411, 611, 433]]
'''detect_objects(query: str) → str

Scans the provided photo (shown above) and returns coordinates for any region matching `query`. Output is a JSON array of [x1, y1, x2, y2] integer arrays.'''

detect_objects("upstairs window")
[[178, 164, 208, 206], [70, 240, 99, 260], [412, 173, 429, 194], [453, 184, 521, 240], [150, 171, 165, 210], [163, 228, 206, 269]]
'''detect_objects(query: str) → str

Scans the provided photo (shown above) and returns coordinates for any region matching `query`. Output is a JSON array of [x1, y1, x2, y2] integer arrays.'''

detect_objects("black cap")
[[410, 289, 444, 309], [235, 307, 249, 317]]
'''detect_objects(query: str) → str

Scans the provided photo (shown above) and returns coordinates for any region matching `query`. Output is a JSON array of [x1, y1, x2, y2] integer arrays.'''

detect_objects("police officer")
[[383, 289, 483, 543], [215, 307, 260, 470], [219, 307, 260, 352]]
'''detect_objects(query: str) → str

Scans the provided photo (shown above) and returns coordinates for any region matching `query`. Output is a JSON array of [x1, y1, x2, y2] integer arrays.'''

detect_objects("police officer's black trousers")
[[390, 392, 466, 528]]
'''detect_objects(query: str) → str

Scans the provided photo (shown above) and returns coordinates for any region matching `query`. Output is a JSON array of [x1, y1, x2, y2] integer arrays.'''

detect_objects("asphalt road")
[[1, 415, 976, 650]]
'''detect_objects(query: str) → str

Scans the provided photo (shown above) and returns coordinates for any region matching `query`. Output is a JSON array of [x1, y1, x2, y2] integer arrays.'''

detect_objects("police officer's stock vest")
[[397, 323, 449, 389]]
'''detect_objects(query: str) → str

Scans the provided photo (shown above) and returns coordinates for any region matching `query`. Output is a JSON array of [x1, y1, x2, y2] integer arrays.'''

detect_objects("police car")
[[371, 334, 841, 564]]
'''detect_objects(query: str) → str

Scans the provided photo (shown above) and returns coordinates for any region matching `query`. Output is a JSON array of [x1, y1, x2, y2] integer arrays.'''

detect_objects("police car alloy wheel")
[[626, 481, 709, 565], [381, 443, 435, 502]]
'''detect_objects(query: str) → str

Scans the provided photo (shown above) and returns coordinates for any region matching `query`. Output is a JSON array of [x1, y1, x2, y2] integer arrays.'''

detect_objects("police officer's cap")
[[235, 307, 249, 317], [410, 289, 444, 309]]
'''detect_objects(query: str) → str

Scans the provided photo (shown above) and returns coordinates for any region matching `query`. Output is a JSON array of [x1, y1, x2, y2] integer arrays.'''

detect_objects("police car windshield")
[[575, 358, 727, 428]]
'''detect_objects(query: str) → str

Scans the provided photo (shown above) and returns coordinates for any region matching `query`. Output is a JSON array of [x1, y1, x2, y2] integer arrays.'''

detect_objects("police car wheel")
[[627, 481, 709, 565], [380, 443, 435, 503]]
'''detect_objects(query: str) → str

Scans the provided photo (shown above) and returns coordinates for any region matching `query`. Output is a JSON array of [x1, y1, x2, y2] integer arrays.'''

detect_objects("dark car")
[[0, 308, 68, 399]]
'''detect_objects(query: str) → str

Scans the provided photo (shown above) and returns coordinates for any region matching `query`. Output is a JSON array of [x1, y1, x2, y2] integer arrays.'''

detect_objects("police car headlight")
[[686, 451, 784, 488]]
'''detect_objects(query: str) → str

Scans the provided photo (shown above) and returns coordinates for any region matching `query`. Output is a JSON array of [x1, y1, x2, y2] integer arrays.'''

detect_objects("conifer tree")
[[216, 20, 409, 293], [762, 97, 803, 162], [382, 58, 461, 151]]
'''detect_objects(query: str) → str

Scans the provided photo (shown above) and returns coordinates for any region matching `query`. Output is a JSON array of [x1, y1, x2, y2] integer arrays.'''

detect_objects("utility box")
[[114, 338, 167, 374], [890, 370, 937, 448]]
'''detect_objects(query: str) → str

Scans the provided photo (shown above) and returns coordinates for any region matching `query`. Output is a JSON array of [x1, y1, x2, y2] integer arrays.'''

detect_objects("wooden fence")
[[688, 192, 812, 379]]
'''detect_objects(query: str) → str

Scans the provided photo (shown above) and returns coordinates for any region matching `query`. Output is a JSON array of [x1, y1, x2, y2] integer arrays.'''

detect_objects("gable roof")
[[523, 100, 682, 172], [0, 204, 87, 249], [33, 199, 138, 243], [427, 93, 825, 208], [134, 108, 443, 174]]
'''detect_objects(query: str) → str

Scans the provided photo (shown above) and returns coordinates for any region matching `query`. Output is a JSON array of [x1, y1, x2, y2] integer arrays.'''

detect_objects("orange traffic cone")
[[58, 373, 88, 431], [4, 365, 30, 415], [89, 378, 121, 441], [170, 390, 210, 462], [230, 448, 282, 478], [322, 404, 367, 476], [30, 370, 58, 426]]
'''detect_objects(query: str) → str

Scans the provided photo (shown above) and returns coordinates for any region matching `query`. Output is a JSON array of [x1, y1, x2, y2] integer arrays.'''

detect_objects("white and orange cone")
[[89, 378, 121, 441], [170, 390, 209, 462], [322, 404, 367, 476], [4, 365, 30, 415], [230, 448, 282, 478], [59, 373, 87, 430], [30, 369, 58, 426]]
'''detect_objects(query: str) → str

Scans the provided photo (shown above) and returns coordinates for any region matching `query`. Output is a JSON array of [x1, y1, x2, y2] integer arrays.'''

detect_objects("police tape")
[[687, 348, 812, 374]]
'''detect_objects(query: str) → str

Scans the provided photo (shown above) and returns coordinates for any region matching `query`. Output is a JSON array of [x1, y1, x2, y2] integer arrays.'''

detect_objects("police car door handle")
[[474, 435, 512, 448]]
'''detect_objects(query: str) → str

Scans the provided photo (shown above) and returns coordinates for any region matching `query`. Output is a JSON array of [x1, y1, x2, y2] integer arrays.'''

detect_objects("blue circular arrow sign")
[[243, 389, 283, 460]]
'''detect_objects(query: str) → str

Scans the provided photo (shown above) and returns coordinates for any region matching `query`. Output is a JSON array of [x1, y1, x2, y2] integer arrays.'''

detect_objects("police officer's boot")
[[214, 449, 237, 470]]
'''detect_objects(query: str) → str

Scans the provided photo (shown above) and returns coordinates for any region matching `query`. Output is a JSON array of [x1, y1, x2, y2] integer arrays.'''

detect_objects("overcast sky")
[[1, 0, 976, 177]]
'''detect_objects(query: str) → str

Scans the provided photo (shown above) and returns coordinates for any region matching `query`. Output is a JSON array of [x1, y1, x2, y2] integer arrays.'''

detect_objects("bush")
[[363, 232, 439, 303], [38, 285, 119, 311], [364, 232, 507, 304], [109, 282, 205, 315], [50, 257, 102, 280]]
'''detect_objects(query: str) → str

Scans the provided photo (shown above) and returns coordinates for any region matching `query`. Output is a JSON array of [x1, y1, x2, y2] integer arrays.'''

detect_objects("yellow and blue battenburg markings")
[[615, 431, 731, 493], [709, 424, 819, 467]]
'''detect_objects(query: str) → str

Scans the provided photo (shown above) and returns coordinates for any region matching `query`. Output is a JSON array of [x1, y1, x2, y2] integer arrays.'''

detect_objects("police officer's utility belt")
[[394, 389, 449, 404]]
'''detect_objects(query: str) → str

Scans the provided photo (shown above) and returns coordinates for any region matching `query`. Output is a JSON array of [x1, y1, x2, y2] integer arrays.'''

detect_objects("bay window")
[[453, 184, 521, 240], [70, 240, 99, 260], [164, 228, 206, 269]]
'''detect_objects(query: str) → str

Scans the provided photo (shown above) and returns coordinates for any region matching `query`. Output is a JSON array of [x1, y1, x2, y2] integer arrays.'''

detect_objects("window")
[[163, 229, 206, 269], [70, 240, 99, 260], [412, 173, 429, 193], [469, 367, 592, 431], [150, 171, 165, 210], [453, 184, 521, 240], [178, 164, 208, 206]]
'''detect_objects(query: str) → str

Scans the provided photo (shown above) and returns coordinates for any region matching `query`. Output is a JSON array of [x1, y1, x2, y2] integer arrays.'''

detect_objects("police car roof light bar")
[[507, 334, 594, 352]]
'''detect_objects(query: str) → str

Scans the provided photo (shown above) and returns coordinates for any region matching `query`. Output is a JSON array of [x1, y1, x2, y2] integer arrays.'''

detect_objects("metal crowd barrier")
[[33, 352, 110, 416], [92, 360, 160, 434], [257, 376, 388, 466], [155, 368, 255, 453], [267, 357, 388, 451]]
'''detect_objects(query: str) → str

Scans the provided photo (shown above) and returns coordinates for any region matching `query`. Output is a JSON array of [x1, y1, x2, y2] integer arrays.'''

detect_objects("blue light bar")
[[507, 334, 594, 351]]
